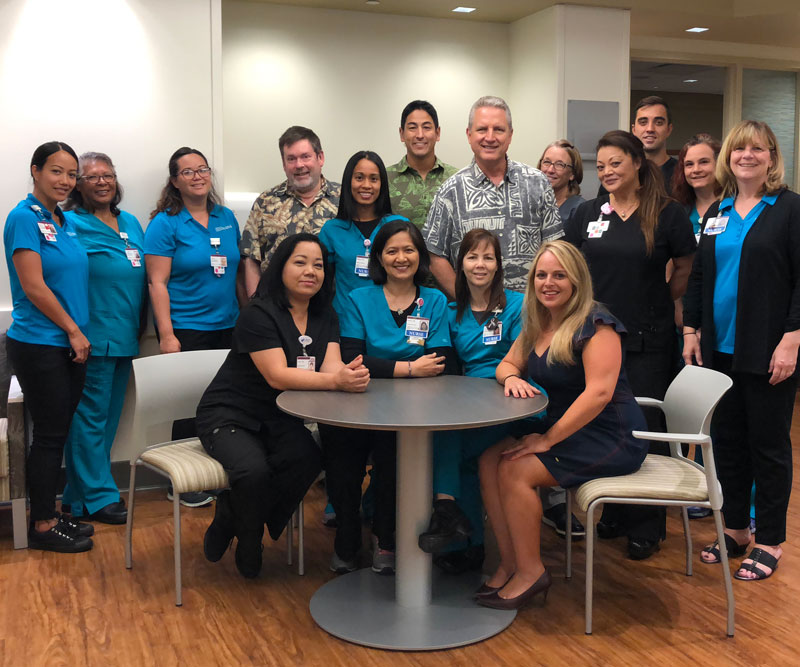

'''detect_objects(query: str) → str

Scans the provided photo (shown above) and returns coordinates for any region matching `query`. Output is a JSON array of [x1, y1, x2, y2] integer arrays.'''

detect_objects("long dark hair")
[[253, 233, 334, 314], [367, 219, 430, 286], [454, 229, 506, 322], [671, 134, 722, 206], [335, 151, 392, 222], [65, 152, 124, 216], [30, 141, 79, 220], [597, 130, 667, 255], [150, 147, 221, 219]]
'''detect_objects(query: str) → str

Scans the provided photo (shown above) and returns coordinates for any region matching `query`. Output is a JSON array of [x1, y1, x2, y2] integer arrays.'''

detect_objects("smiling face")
[[683, 143, 717, 192], [171, 153, 211, 201], [350, 158, 381, 211], [632, 104, 672, 156], [77, 159, 117, 211], [400, 109, 440, 162], [533, 251, 574, 315], [467, 106, 513, 169], [282, 139, 324, 195], [596, 146, 640, 195], [32, 150, 78, 208], [539, 146, 574, 193], [730, 133, 773, 188], [462, 239, 498, 291], [282, 241, 325, 303], [380, 230, 419, 283]]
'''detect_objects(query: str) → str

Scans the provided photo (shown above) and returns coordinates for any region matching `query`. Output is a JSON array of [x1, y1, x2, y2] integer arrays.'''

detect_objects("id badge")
[[354, 255, 369, 277], [483, 320, 502, 345], [297, 356, 316, 371], [704, 216, 729, 236], [405, 316, 429, 345], [125, 248, 142, 267], [587, 221, 604, 239], [38, 222, 57, 241], [211, 255, 227, 275]]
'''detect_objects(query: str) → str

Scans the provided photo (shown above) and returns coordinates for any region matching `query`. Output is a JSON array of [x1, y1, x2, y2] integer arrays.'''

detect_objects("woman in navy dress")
[[477, 240, 647, 609]]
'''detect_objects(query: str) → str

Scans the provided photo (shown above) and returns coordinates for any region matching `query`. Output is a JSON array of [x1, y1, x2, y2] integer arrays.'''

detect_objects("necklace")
[[611, 195, 639, 220]]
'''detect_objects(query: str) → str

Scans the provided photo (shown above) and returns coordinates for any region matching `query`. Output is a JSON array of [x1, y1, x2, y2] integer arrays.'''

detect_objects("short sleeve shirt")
[[240, 177, 341, 271], [195, 299, 340, 435], [144, 204, 240, 331], [423, 158, 563, 292], [4, 194, 89, 346], [386, 156, 458, 229]]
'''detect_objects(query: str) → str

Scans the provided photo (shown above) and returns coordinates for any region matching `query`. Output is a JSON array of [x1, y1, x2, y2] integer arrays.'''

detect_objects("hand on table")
[[503, 375, 540, 398], [411, 353, 446, 377], [336, 355, 370, 392]]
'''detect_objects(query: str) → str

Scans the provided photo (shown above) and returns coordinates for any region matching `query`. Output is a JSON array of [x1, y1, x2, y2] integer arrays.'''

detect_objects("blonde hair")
[[519, 241, 595, 366], [717, 120, 786, 199]]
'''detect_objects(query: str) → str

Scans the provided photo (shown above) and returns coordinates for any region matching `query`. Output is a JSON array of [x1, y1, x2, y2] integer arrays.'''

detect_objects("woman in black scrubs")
[[565, 130, 696, 560], [196, 233, 370, 578]]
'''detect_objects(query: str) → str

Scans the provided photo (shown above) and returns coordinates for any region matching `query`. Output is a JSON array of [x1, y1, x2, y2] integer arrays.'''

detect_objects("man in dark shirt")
[[631, 95, 676, 187]]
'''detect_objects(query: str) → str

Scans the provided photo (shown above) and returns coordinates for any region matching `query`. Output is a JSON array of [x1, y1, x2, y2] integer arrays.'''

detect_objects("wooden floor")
[[3, 410, 800, 667]]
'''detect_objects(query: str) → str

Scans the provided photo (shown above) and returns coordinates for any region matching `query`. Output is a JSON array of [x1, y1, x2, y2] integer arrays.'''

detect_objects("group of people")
[[5, 92, 798, 607]]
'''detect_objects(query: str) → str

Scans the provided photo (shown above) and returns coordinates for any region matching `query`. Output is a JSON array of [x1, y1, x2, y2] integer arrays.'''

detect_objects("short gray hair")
[[468, 96, 513, 130]]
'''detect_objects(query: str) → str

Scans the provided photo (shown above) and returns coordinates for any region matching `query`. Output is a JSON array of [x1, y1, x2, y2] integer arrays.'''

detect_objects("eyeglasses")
[[541, 159, 573, 172], [81, 174, 116, 184], [178, 167, 212, 179]]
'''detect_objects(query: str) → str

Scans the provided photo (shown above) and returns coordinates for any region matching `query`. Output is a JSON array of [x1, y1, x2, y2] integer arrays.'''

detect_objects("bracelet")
[[683, 331, 698, 336], [407, 361, 413, 378], [501, 373, 521, 384]]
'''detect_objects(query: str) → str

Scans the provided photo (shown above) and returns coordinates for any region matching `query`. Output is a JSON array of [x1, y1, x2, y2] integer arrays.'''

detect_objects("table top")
[[277, 376, 547, 431]]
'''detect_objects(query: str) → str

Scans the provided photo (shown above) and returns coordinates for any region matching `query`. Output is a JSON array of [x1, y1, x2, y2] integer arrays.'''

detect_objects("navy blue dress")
[[527, 308, 648, 487]]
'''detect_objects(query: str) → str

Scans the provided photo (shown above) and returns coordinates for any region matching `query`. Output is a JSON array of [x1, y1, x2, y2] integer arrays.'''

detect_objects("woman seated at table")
[[196, 233, 370, 579], [477, 240, 648, 610], [322, 219, 456, 575], [417, 229, 524, 575]]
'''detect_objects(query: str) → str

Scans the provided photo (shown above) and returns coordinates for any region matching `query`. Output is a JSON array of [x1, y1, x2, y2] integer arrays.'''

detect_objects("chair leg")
[[125, 463, 137, 569], [681, 506, 693, 577], [12, 497, 28, 549], [585, 501, 598, 635], [712, 509, 735, 636], [173, 490, 182, 607], [565, 491, 573, 579], [286, 511, 294, 566], [297, 500, 304, 576]]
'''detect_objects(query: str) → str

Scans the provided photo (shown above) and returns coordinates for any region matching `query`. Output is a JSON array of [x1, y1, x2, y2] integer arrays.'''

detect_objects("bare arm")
[[145, 255, 180, 354], [429, 254, 456, 300], [495, 337, 539, 398], [668, 254, 694, 301], [243, 257, 262, 299], [13, 250, 90, 362], [252, 344, 370, 392]]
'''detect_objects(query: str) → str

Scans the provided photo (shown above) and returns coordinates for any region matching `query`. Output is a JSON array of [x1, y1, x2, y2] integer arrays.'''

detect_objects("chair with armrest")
[[124, 349, 305, 607], [564, 364, 735, 637]]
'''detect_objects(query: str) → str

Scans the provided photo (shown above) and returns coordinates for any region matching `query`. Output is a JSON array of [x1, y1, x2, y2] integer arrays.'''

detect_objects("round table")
[[277, 375, 547, 651]]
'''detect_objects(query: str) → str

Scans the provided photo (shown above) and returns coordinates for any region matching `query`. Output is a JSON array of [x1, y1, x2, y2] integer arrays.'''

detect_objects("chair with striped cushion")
[[564, 364, 735, 637], [124, 349, 305, 607]]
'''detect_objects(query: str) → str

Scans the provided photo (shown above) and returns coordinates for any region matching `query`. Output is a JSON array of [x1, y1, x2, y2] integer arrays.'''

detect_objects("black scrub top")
[[565, 196, 696, 351], [196, 299, 339, 435]]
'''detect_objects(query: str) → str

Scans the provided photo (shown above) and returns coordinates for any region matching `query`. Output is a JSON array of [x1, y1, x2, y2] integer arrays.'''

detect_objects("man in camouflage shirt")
[[240, 126, 341, 296], [387, 100, 457, 230]]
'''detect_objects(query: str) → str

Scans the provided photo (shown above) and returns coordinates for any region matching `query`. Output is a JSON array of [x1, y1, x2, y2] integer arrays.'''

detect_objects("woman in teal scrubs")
[[62, 152, 146, 525], [418, 229, 524, 573]]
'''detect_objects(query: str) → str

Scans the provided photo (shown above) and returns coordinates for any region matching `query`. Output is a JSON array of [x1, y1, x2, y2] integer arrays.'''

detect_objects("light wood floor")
[[3, 409, 800, 667]]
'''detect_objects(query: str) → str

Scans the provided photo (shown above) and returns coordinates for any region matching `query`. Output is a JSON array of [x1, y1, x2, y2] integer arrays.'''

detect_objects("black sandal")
[[700, 533, 749, 564], [734, 547, 780, 581]]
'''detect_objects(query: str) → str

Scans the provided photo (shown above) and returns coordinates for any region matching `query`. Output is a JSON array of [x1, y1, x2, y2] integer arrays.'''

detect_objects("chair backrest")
[[130, 349, 229, 459], [660, 364, 733, 435]]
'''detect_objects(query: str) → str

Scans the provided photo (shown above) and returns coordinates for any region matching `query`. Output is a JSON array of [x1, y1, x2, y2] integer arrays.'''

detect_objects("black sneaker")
[[167, 488, 214, 508], [235, 530, 264, 578], [58, 513, 95, 538], [204, 491, 235, 562], [542, 503, 585, 540], [29, 521, 93, 553], [418, 499, 473, 553]]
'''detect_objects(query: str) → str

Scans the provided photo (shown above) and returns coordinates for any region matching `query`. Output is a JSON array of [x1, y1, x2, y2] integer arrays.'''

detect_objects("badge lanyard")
[[483, 306, 503, 345], [210, 238, 227, 277], [31, 204, 58, 242], [405, 297, 430, 346], [120, 231, 142, 268], [354, 238, 370, 277], [297, 335, 315, 371]]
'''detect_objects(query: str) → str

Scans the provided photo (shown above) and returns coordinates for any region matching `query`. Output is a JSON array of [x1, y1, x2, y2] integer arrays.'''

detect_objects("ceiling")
[[238, 0, 800, 48], [631, 62, 727, 95]]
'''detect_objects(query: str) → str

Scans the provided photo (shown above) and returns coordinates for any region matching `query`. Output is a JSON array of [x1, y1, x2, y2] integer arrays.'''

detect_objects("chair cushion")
[[574, 454, 708, 512], [140, 439, 229, 494]]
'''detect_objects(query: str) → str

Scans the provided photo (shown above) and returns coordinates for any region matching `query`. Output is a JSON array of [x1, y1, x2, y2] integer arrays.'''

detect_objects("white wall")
[[222, 1, 509, 194], [0, 0, 221, 310]]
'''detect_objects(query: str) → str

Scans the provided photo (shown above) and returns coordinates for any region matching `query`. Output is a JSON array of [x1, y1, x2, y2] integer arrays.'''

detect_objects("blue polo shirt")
[[318, 214, 405, 317], [448, 289, 524, 378], [341, 285, 450, 360], [4, 194, 89, 347], [144, 205, 240, 330], [66, 208, 146, 357], [713, 193, 778, 353]]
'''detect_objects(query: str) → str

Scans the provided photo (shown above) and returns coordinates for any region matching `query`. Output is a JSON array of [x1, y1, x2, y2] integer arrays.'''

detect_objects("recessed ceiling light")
[[365, 0, 380, 4], [686, 27, 709, 33], [452, 7, 476, 13], [683, 79, 698, 83]]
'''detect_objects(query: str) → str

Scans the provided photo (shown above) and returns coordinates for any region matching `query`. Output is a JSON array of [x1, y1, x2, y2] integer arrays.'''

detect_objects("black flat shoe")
[[477, 569, 552, 610], [418, 499, 472, 553], [86, 501, 127, 525], [29, 522, 93, 553], [235, 531, 264, 578], [204, 491, 235, 563], [434, 544, 485, 575], [58, 513, 94, 538], [627, 537, 661, 560], [596, 519, 626, 540]]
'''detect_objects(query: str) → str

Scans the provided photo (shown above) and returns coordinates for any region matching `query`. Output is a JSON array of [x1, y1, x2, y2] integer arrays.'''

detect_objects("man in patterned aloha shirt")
[[240, 126, 341, 296], [423, 96, 563, 298], [387, 100, 457, 230]]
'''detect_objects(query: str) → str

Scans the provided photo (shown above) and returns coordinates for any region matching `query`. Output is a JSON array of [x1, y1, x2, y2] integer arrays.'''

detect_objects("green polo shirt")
[[387, 156, 457, 229]]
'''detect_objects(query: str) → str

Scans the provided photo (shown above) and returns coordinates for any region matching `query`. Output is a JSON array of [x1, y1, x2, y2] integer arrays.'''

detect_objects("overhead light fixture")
[[685, 27, 709, 33], [452, 7, 476, 13], [683, 79, 698, 83], [365, 0, 380, 4]]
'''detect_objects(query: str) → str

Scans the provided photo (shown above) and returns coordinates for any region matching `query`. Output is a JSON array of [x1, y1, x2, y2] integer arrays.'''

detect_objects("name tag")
[[38, 222, 57, 242], [704, 216, 729, 235], [587, 218, 609, 239], [211, 255, 227, 275], [406, 316, 429, 345], [125, 248, 142, 267], [354, 255, 369, 277], [297, 356, 315, 371], [483, 320, 502, 345]]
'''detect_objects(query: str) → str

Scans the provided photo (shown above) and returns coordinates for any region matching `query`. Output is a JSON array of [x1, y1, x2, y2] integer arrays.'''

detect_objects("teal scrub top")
[[341, 285, 450, 360], [318, 214, 406, 317], [4, 194, 89, 346], [66, 208, 147, 357], [448, 289, 524, 378], [144, 204, 240, 330]]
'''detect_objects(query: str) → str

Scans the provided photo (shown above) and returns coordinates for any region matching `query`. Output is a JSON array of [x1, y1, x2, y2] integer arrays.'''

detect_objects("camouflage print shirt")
[[423, 158, 563, 292], [386, 156, 458, 229], [239, 176, 341, 271]]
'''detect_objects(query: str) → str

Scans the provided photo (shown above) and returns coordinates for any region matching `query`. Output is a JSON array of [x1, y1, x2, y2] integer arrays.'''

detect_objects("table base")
[[309, 568, 517, 650]]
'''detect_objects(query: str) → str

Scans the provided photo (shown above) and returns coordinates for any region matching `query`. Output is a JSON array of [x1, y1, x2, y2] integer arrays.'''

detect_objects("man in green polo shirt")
[[387, 100, 457, 229]]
